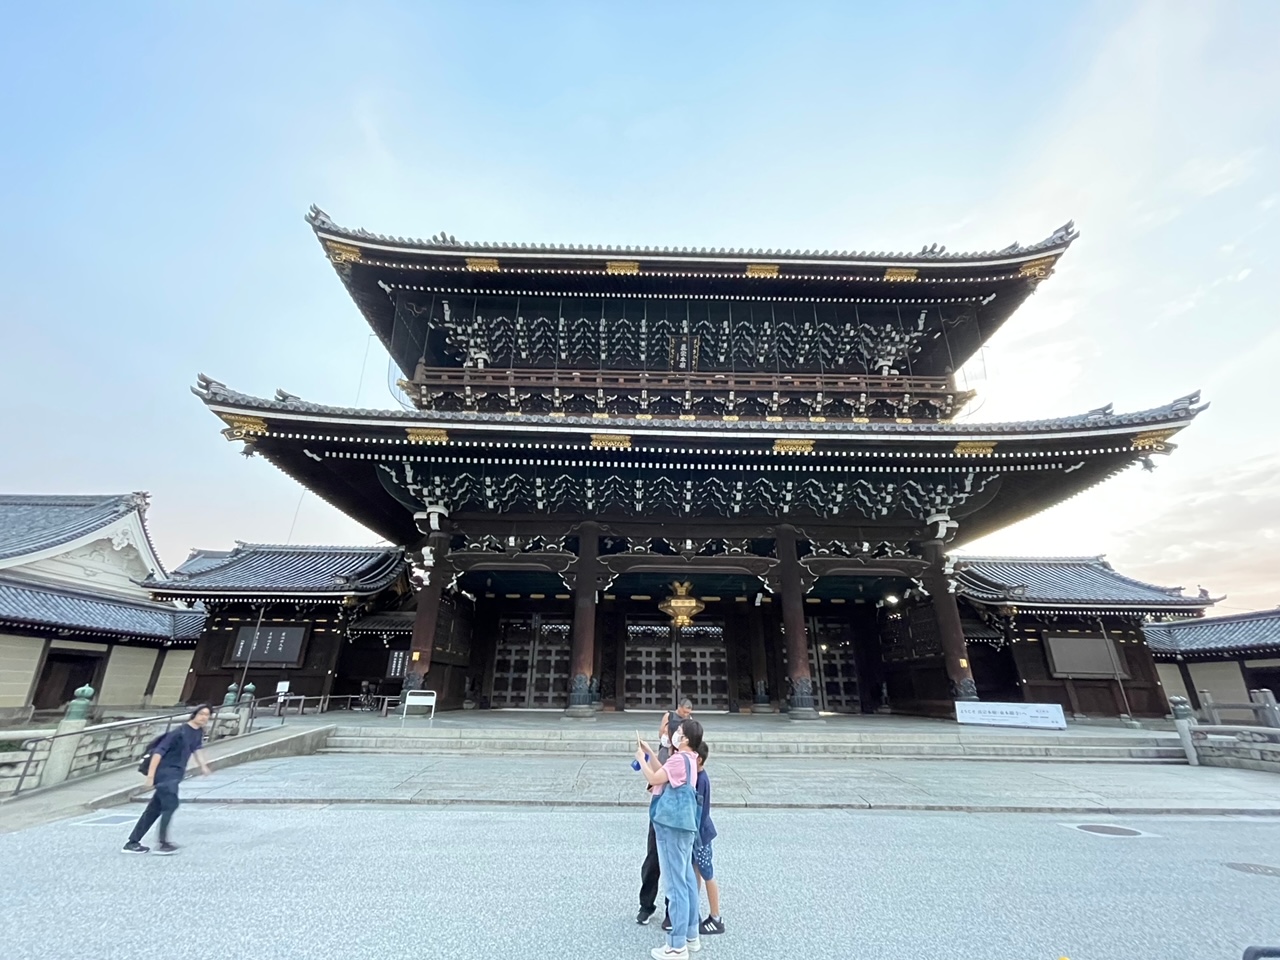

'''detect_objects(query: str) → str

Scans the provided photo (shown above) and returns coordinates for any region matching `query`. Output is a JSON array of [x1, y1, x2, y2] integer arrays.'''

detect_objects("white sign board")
[[275, 681, 291, 694], [955, 700, 1067, 730], [402, 689, 438, 719]]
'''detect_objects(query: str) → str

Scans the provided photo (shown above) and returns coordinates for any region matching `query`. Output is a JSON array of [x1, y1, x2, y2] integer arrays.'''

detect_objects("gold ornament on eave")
[[659, 581, 705, 629]]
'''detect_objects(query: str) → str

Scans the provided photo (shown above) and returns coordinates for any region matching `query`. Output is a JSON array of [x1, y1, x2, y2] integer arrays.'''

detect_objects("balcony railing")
[[400, 366, 973, 421]]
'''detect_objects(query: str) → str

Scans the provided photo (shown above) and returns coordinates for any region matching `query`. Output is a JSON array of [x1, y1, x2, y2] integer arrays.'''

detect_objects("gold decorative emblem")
[[954, 441, 996, 455], [219, 414, 267, 441], [773, 438, 815, 453], [884, 267, 918, 281], [606, 260, 640, 275], [406, 428, 449, 444], [324, 241, 362, 264], [895, 417, 913, 424], [465, 257, 500, 272], [1131, 428, 1180, 451], [1018, 256, 1056, 279], [590, 433, 632, 449], [659, 581, 705, 629], [745, 263, 780, 278]]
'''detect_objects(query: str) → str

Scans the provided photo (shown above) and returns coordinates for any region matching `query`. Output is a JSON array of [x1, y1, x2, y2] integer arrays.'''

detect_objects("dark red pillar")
[[566, 521, 599, 717], [407, 531, 450, 692], [777, 524, 820, 719], [921, 540, 978, 702]]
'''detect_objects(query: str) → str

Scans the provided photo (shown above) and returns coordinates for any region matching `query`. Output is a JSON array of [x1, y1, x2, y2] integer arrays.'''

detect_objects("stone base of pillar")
[[787, 706, 823, 722], [951, 677, 980, 702], [562, 704, 598, 719]]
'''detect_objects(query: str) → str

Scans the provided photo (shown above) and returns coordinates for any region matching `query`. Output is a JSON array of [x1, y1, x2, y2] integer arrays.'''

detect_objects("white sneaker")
[[687, 937, 703, 952], [651, 947, 688, 960]]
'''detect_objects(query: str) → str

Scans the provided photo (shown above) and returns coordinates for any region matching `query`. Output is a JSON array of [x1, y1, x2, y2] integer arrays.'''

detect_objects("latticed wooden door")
[[490, 615, 572, 708]]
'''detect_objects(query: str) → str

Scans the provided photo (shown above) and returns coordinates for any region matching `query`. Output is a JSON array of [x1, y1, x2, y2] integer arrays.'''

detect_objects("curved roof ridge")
[[193, 375, 1206, 436], [231, 541, 399, 553], [956, 555, 1107, 564], [305, 206, 1079, 265], [0, 492, 152, 564]]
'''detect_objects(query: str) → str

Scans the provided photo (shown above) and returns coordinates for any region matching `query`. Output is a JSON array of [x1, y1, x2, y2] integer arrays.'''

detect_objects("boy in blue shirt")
[[693, 741, 724, 935]]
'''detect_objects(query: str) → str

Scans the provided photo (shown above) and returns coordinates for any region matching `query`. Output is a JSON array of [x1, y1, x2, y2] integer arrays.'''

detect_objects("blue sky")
[[1, 1, 1277, 611]]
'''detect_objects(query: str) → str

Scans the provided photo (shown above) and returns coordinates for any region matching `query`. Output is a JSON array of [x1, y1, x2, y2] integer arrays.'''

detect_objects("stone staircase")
[[319, 725, 1187, 763]]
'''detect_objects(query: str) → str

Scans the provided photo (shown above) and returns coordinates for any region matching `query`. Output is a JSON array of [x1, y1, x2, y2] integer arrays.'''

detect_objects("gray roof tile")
[[0, 576, 203, 641], [1144, 610, 1280, 656], [194, 377, 1206, 439], [148, 543, 405, 596], [348, 611, 415, 633], [306, 206, 1079, 266], [954, 556, 1210, 610], [0, 493, 149, 562]]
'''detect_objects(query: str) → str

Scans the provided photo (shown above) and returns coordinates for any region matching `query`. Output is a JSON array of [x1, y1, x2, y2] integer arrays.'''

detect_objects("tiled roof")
[[1144, 610, 1280, 657], [953, 556, 1211, 611], [0, 576, 204, 642], [147, 543, 405, 596], [307, 206, 1079, 266], [195, 376, 1206, 439], [0, 493, 149, 562], [348, 611, 415, 633]]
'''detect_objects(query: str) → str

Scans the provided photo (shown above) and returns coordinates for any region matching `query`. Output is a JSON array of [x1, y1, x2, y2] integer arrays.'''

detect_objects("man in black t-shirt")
[[637, 698, 694, 926], [123, 705, 212, 856]]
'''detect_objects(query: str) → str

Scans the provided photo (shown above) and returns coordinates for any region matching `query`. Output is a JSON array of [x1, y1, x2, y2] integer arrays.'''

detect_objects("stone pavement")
[[1, 804, 1278, 960], [165, 752, 1280, 814]]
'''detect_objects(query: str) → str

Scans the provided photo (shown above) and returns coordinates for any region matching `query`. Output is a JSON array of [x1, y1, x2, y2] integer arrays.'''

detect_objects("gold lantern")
[[659, 581, 705, 629]]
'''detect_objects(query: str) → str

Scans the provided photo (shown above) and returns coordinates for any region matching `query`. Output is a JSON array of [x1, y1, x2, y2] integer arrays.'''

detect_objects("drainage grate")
[[1225, 862, 1280, 878], [1074, 824, 1144, 837]]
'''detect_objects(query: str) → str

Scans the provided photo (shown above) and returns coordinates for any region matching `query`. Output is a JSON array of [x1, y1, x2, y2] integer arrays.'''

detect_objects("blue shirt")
[[155, 723, 205, 778], [695, 770, 717, 847]]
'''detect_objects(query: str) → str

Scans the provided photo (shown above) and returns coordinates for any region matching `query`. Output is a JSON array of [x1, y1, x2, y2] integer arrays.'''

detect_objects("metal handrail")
[[1, 696, 282, 801]]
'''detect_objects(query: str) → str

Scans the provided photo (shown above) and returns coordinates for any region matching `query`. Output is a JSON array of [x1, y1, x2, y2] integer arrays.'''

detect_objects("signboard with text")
[[955, 700, 1067, 730], [223, 625, 309, 667]]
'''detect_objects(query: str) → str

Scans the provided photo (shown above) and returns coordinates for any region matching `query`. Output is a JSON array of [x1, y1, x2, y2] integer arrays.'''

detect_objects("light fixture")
[[659, 581, 705, 628], [884, 594, 900, 606]]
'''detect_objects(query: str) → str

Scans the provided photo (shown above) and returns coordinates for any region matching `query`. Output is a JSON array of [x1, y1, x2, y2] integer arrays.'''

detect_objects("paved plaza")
[[1, 804, 1278, 960]]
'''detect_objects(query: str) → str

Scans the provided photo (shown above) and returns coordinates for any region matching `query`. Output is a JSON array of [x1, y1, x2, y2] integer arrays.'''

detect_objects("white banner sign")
[[955, 700, 1067, 730]]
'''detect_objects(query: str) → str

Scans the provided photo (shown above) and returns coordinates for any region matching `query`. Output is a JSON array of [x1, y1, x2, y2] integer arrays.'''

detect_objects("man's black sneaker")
[[154, 841, 180, 856], [661, 914, 672, 932], [700, 916, 726, 936], [636, 907, 656, 925], [121, 841, 149, 854]]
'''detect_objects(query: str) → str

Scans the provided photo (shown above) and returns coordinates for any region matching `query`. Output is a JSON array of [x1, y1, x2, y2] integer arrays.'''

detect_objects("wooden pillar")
[[921, 540, 978, 702], [748, 598, 770, 705], [776, 524, 819, 719], [141, 646, 169, 707], [407, 531, 450, 691], [566, 521, 599, 716]]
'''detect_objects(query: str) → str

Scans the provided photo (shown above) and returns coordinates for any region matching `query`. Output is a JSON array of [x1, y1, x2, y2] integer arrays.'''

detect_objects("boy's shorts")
[[693, 842, 714, 880]]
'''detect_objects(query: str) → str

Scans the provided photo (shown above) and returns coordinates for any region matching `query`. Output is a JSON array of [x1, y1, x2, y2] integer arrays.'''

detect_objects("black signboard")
[[223, 625, 309, 667]]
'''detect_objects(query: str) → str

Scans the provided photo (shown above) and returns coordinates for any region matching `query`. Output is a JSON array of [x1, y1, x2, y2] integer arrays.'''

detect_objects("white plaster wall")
[[98, 646, 158, 706], [49, 639, 108, 652], [0, 634, 44, 707], [1188, 660, 1254, 720], [1155, 663, 1188, 703], [150, 649, 194, 706], [10, 534, 155, 602]]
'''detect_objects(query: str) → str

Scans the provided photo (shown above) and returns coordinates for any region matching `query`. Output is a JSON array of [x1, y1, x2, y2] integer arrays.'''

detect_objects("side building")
[[0, 494, 202, 722], [145, 543, 413, 706], [1144, 610, 1280, 721]]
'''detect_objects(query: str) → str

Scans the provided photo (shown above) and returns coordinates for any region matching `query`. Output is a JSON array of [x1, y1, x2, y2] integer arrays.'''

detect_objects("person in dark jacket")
[[693, 740, 723, 935], [122, 704, 212, 855]]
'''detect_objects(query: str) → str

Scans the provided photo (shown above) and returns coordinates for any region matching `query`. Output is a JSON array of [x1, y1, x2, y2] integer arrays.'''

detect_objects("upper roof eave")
[[194, 376, 1207, 445], [306, 206, 1079, 271]]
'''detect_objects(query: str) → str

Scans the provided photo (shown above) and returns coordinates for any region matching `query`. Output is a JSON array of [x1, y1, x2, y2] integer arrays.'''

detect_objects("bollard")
[[222, 683, 239, 706], [43, 686, 95, 787], [64, 684, 94, 722], [1169, 696, 1199, 766]]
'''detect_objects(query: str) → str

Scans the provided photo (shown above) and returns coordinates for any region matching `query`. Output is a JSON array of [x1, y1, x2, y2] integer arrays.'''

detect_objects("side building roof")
[[954, 556, 1212, 615], [146, 542, 406, 601], [0, 576, 204, 644], [1143, 610, 1280, 659], [0, 493, 156, 564]]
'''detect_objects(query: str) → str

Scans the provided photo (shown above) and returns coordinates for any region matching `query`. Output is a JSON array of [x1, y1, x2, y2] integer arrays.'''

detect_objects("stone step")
[[327, 726, 1176, 748], [320, 736, 1185, 761], [317, 745, 1185, 763]]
